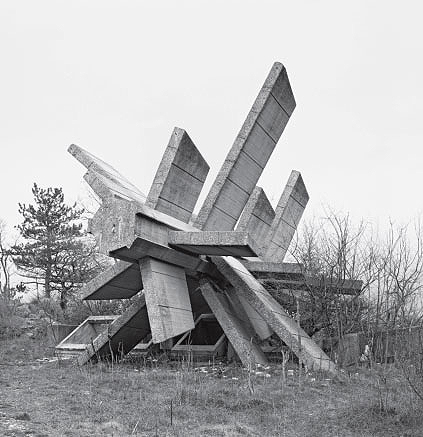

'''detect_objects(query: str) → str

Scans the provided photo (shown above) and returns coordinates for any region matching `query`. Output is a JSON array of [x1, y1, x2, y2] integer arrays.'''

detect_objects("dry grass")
[[1, 336, 423, 436]]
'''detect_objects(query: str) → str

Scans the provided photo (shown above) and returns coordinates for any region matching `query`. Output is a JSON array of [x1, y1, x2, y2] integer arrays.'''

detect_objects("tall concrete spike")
[[146, 128, 209, 223], [195, 62, 295, 231], [263, 170, 309, 262]]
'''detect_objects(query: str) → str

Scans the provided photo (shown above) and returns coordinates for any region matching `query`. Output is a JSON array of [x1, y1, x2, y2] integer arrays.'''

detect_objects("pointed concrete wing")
[[139, 257, 194, 343], [263, 170, 309, 262], [146, 127, 209, 223], [68, 144, 146, 204], [199, 279, 268, 366], [236, 186, 275, 248], [80, 261, 142, 300], [195, 62, 295, 231], [77, 295, 150, 365], [210, 256, 337, 374]]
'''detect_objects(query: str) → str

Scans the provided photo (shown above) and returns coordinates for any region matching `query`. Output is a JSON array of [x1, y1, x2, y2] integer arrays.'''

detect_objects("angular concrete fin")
[[263, 170, 309, 262], [81, 261, 142, 300], [195, 62, 295, 231], [210, 256, 337, 374], [237, 186, 275, 247], [68, 144, 146, 204], [77, 295, 150, 365], [199, 279, 268, 366], [146, 128, 209, 223], [139, 257, 194, 343]]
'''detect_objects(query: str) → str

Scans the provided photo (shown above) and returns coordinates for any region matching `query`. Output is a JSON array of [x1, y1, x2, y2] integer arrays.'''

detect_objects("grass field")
[[1, 336, 423, 436]]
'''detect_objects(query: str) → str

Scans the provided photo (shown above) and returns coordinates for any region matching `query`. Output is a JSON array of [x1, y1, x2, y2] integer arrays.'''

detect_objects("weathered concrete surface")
[[168, 231, 261, 257], [68, 144, 146, 204], [77, 296, 150, 365], [146, 128, 209, 223], [140, 257, 194, 343], [195, 62, 296, 231], [233, 293, 273, 340], [237, 187, 275, 247], [199, 279, 268, 366], [263, 170, 309, 262], [211, 256, 337, 374], [81, 261, 142, 300]]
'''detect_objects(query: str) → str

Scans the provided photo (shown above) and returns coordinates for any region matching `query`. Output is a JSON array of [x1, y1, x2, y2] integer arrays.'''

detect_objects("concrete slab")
[[140, 257, 195, 343], [263, 170, 309, 262], [199, 279, 268, 366], [77, 295, 150, 365], [195, 62, 295, 231], [168, 231, 261, 257], [81, 261, 142, 300], [68, 144, 146, 204], [237, 187, 275, 247], [240, 260, 303, 275], [146, 128, 209, 223], [210, 256, 337, 374]]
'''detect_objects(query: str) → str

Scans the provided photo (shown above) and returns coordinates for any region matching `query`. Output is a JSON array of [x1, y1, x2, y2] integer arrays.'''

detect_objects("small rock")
[[15, 412, 31, 421]]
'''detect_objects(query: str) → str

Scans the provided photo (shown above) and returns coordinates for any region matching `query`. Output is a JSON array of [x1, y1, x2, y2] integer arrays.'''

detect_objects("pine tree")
[[12, 183, 102, 309]]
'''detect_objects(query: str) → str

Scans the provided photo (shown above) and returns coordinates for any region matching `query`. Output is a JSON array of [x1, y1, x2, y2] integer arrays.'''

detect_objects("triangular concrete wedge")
[[146, 127, 209, 223]]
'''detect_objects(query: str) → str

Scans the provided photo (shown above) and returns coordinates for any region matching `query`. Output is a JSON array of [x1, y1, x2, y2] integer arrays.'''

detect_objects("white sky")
[[1, 1, 422, 234]]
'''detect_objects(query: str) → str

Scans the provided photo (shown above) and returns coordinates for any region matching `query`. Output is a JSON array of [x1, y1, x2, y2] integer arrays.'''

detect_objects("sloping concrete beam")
[[199, 279, 268, 366], [195, 62, 296, 231], [211, 256, 337, 374], [146, 128, 209, 223], [77, 294, 150, 365], [81, 260, 142, 300]]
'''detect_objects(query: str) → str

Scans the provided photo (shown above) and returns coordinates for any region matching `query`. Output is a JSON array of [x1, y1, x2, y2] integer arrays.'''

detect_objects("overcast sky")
[[1, 1, 422, 235]]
